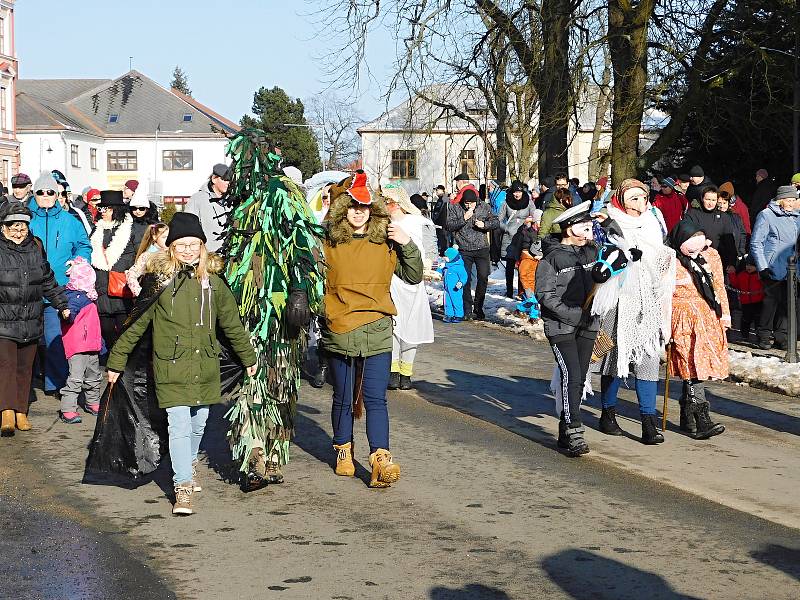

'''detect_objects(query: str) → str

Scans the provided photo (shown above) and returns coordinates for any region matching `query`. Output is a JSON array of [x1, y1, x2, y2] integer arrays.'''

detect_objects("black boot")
[[388, 371, 401, 390], [399, 375, 412, 390], [557, 413, 568, 449], [693, 404, 725, 440], [564, 425, 590, 457], [599, 407, 624, 436], [641, 414, 664, 445], [310, 349, 328, 389], [679, 380, 696, 435]]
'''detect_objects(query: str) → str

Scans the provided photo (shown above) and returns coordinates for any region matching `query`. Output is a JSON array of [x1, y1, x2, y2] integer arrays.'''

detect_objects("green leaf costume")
[[220, 129, 324, 477]]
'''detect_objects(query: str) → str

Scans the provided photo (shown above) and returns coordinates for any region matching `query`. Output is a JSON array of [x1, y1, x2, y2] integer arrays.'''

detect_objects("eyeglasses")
[[35, 190, 56, 197], [3, 222, 28, 231], [174, 242, 202, 252], [131, 207, 147, 211]]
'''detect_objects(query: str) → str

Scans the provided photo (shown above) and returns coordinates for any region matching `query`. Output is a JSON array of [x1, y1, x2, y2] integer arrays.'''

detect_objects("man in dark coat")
[[685, 165, 716, 205], [749, 168, 778, 226]]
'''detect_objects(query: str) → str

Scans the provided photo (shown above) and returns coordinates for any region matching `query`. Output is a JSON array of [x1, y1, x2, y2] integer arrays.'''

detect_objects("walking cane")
[[662, 343, 672, 431]]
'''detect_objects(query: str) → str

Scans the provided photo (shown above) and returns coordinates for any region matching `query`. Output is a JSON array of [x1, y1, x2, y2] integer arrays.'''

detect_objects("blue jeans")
[[329, 352, 391, 453], [600, 376, 657, 415], [43, 306, 69, 392], [166, 405, 210, 485]]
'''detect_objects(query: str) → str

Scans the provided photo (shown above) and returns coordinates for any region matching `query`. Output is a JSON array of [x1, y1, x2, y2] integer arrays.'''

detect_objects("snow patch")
[[728, 350, 800, 396]]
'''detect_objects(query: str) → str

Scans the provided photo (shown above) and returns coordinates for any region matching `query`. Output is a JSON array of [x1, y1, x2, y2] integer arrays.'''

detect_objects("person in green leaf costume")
[[220, 129, 325, 491]]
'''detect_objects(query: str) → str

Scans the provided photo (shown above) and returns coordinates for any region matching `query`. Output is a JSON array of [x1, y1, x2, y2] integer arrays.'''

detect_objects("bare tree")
[[306, 94, 363, 170]]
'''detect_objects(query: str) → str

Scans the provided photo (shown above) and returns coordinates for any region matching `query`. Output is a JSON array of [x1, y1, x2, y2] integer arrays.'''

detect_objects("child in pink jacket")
[[59, 257, 104, 424]]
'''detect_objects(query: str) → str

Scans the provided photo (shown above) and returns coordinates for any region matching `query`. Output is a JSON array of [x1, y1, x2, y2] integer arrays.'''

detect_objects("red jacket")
[[728, 270, 764, 304], [730, 197, 751, 235], [653, 191, 687, 233]]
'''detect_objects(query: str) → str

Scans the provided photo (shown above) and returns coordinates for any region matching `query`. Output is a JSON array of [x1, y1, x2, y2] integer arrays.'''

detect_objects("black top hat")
[[98, 190, 125, 207]]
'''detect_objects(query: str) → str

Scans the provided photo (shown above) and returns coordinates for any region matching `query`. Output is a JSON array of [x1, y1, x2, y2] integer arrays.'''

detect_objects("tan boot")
[[265, 453, 284, 484], [333, 442, 355, 477], [15, 413, 31, 431], [1, 410, 14, 436], [368, 448, 400, 488], [172, 482, 194, 515]]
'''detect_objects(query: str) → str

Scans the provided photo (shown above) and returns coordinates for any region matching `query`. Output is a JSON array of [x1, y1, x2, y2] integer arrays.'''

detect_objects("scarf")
[[90, 214, 133, 271], [593, 205, 676, 377], [669, 220, 722, 317]]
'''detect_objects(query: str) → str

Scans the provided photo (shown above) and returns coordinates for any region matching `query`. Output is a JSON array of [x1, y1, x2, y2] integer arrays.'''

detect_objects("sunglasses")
[[131, 206, 147, 211], [35, 190, 56, 197]]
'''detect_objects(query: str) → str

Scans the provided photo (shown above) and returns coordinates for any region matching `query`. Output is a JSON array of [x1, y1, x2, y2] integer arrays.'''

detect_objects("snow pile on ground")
[[728, 350, 800, 396], [425, 265, 545, 340]]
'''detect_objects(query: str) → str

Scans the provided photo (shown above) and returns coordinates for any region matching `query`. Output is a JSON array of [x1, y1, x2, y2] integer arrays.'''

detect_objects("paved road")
[[1, 319, 799, 600]]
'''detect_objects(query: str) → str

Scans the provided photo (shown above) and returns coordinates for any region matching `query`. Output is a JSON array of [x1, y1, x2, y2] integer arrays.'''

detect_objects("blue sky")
[[15, 1, 395, 124]]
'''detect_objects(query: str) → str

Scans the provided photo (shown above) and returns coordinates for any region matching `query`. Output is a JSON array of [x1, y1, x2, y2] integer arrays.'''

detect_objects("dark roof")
[[17, 70, 238, 137]]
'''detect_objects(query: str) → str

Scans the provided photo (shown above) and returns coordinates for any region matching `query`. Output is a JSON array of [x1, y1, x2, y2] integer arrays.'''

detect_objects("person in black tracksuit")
[[535, 201, 599, 457]]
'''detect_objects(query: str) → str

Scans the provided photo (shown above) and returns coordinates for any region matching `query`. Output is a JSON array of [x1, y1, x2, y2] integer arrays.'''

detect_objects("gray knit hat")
[[775, 185, 799, 201], [32, 171, 59, 194]]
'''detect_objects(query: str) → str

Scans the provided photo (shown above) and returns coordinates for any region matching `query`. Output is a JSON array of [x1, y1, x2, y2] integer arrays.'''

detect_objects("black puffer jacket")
[[534, 242, 599, 338], [0, 233, 67, 343], [445, 201, 500, 252], [683, 207, 744, 266]]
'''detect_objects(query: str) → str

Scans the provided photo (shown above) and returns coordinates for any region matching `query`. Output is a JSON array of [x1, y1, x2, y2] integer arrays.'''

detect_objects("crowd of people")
[[1, 151, 799, 515]]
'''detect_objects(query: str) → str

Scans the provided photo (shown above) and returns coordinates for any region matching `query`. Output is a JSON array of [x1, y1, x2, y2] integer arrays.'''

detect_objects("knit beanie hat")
[[125, 179, 139, 192], [689, 165, 704, 178], [129, 195, 150, 208], [165, 212, 206, 247], [444, 247, 460, 262], [32, 171, 59, 194], [775, 185, 798, 202], [66, 257, 98, 300], [792, 173, 800, 185]]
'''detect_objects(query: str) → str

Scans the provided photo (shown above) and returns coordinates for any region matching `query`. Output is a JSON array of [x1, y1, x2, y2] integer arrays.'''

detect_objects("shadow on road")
[[541, 549, 702, 600], [750, 544, 800, 582], [428, 583, 511, 599]]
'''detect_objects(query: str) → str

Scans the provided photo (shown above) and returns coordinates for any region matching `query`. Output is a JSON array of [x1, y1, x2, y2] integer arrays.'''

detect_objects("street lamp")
[[39, 139, 53, 174]]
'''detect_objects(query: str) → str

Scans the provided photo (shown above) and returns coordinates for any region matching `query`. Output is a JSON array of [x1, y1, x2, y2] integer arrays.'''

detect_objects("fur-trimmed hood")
[[326, 184, 390, 247], [145, 250, 225, 277]]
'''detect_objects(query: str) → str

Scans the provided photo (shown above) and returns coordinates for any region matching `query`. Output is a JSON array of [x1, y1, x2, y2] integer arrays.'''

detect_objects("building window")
[[70, 144, 79, 168], [0, 18, 5, 56], [182, 113, 193, 122], [163, 196, 189, 211], [0, 86, 6, 131], [162, 149, 193, 171], [391, 150, 416, 179], [90, 148, 98, 170], [459, 150, 477, 179], [107, 150, 137, 171], [108, 114, 119, 124]]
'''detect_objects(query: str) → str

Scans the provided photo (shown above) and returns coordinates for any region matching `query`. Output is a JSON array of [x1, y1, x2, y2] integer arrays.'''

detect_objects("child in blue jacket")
[[437, 247, 468, 322]]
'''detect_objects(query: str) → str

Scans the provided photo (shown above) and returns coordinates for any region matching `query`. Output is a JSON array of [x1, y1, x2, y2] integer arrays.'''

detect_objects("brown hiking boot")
[[1, 410, 15, 436], [172, 483, 194, 516], [368, 449, 400, 488], [191, 460, 201, 492], [333, 442, 355, 477]]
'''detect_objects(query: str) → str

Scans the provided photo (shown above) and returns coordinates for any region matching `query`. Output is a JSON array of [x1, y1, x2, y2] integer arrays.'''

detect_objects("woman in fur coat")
[[322, 172, 423, 488], [90, 190, 146, 349]]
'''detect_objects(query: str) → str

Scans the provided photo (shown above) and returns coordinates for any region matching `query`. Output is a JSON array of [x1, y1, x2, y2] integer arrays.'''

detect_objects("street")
[[2, 318, 799, 600]]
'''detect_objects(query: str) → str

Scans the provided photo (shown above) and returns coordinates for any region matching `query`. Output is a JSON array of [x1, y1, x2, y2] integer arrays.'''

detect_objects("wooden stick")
[[662, 343, 672, 431]]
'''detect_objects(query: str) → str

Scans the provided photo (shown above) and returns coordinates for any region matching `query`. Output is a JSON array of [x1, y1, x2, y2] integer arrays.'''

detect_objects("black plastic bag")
[[85, 330, 167, 479]]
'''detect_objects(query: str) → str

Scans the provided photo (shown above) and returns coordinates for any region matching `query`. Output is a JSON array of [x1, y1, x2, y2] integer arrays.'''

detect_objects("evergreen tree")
[[240, 86, 322, 177], [170, 66, 192, 96]]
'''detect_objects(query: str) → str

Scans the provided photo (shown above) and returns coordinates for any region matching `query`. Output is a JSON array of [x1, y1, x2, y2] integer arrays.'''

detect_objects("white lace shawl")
[[592, 206, 676, 377]]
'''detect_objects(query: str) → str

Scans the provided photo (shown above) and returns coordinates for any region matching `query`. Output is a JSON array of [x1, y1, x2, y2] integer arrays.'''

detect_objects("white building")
[[359, 85, 661, 193], [16, 70, 238, 208], [0, 0, 19, 184]]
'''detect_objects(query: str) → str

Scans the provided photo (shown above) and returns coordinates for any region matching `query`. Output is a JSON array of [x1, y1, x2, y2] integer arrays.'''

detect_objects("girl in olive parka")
[[107, 213, 256, 516]]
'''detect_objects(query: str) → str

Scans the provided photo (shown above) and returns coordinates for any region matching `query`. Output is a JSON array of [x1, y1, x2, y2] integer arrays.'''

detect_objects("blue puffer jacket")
[[750, 201, 800, 281], [27, 199, 92, 286]]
